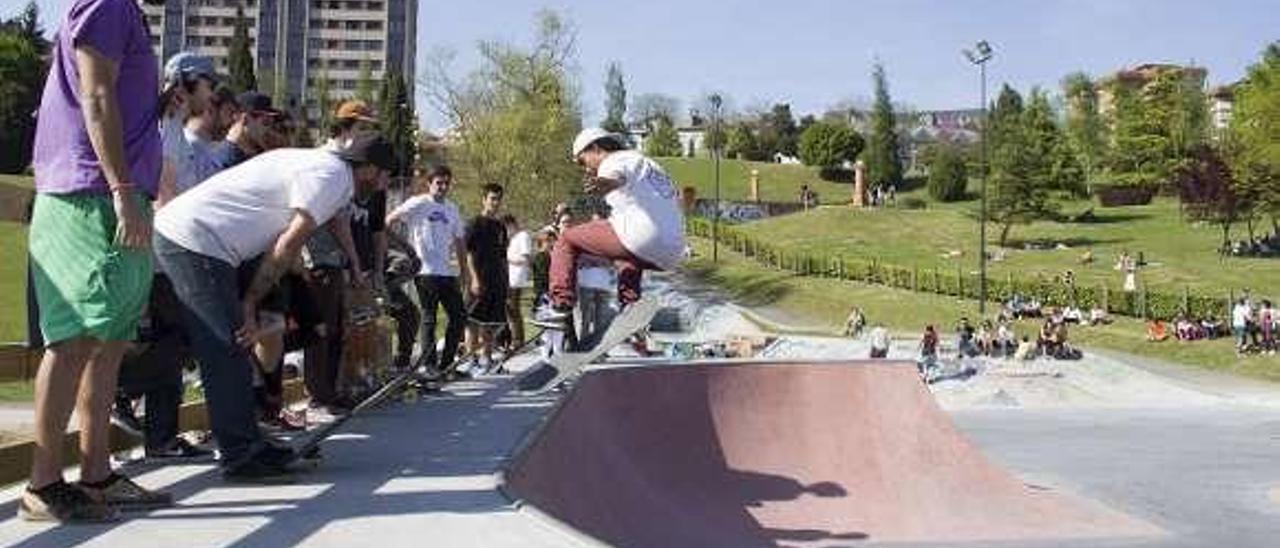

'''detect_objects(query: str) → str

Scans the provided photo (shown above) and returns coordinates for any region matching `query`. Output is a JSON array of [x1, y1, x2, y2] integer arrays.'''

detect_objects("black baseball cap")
[[338, 132, 395, 171], [236, 91, 280, 116]]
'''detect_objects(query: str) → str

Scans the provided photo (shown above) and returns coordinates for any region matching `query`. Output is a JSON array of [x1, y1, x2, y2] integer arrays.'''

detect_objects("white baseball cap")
[[571, 127, 620, 157]]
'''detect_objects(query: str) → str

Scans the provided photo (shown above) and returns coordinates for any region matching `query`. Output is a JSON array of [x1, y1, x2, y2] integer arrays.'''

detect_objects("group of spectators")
[[1223, 232, 1280, 258]]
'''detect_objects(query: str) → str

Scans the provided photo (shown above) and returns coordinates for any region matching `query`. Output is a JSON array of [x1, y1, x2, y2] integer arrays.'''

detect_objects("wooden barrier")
[[0, 183, 34, 224]]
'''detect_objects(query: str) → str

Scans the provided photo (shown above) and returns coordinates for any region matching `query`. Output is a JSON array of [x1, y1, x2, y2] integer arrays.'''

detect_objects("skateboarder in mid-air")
[[535, 128, 686, 332]]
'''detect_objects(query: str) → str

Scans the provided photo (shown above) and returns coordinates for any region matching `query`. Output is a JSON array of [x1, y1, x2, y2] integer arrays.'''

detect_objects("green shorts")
[[28, 193, 153, 345]]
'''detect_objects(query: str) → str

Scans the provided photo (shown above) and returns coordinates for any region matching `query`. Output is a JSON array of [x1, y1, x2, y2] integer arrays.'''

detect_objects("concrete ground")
[[0, 277, 1276, 546]]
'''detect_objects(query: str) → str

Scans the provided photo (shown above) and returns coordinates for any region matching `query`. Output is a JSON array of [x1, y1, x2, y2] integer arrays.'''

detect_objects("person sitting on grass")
[[918, 325, 940, 372], [1146, 318, 1170, 342], [1013, 335, 1038, 361], [843, 307, 866, 338], [1089, 306, 1112, 326], [995, 319, 1015, 358], [1038, 320, 1059, 356]]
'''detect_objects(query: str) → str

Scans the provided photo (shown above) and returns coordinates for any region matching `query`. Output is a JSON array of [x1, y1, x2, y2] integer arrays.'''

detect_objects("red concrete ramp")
[[503, 362, 1159, 547]]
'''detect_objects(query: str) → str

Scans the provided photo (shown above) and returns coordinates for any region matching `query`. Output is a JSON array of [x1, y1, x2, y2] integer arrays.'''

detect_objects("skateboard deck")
[[516, 297, 661, 394], [289, 364, 420, 464]]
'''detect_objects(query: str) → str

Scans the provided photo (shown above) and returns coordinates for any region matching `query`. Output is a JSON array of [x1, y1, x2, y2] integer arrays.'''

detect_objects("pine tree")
[[227, 3, 256, 93], [985, 86, 1058, 246], [378, 71, 416, 177], [1061, 72, 1106, 191], [602, 62, 627, 133], [865, 63, 903, 188], [1024, 88, 1084, 196]]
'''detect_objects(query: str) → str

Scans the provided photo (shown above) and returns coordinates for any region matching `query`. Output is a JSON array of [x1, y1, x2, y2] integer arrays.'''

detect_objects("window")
[[367, 1, 384, 10], [187, 16, 201, 26], [327, 20, 339, 29], [367, 21, 383, 31]]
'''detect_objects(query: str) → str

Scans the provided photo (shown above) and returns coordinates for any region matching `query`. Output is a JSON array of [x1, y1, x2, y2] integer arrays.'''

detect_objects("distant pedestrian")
[[868, 324, 890, 359], [462, 184, 510, 373]]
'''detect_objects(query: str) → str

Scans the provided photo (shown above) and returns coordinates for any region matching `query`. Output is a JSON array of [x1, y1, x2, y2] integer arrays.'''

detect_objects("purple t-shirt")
[[32, 0, 160, 197]]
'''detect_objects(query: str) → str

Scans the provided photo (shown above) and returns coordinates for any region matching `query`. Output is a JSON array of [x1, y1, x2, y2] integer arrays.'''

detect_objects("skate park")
[[0, 274, 1277, 547]]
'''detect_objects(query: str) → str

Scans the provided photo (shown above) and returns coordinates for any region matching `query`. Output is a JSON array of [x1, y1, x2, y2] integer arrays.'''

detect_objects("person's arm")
[[239, 210, 318, 346], [75, 45, 149, 249], [327, 209, 366, 287], [584, 175, 623, 196], [156, 160, 177, 208]]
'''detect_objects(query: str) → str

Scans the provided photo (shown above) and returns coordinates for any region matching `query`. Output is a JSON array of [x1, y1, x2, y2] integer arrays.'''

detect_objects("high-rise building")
[[143, 0, 417, 127]]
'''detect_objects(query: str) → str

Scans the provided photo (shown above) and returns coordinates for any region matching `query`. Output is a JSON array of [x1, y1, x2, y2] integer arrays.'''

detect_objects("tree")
[[1179, 144, 1245, 248], [644, 117, 682, 157], [757, 103, 799, 158], [1227, 42, 1280, 234], [987, 84, 1024, 156], [797, 120, 863, 171], [356, 58, 375, 105], [311, 68, 333, 133], [926, 144, 968, 202], [725, 122, 761, 161], [1061, 72, 1106, 191], [422, 9, 583, 220], [629, 92, 679, 129], [1, 1, 47, 55], [602, 62, 627, 133], [1105, 68, 1207, 189], [0, 31, 42, 173], [1023, 88, 1085, 196], [227, 3, 256, 93], [378, 70, 416, 178], [986, 90, 1058, 247], [865, 63, 903, 188]]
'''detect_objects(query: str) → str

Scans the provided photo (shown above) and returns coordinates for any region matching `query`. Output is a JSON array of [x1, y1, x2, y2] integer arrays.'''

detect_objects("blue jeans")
[[153, 235, 264, 467]]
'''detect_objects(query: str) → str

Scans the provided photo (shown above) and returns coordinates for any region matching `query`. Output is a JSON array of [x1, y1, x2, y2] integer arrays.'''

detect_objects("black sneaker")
[[145, 438, 215, 462], [223, 453, 296, 485], [111, 399, 144, 438]]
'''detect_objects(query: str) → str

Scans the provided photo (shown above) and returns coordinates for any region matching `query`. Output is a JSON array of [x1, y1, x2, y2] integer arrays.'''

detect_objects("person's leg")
[[76, 341, 128, 483], [438, 277, 467, 373], [29, 338, 94, 488], [303, 269, 342, 406], [550, 220, 642, 309], [156, 239, 265, 468], [387, 281, 419, 366], [506, 288, 524, 351], [415, 276, 441, 368]]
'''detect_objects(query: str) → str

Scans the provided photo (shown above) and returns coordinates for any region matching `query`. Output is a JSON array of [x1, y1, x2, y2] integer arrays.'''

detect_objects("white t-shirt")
[[599, 150, 686, 270], [389, 195, 465, 276], [869, 327, 890, 350], [507, 230, 533, 288], [161, 115, 202, 194], [155, 148, 354, 266], [1232, 303, 1251, 328]]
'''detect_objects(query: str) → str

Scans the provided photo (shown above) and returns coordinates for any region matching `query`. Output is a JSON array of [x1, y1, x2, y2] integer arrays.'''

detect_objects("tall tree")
[[422, 9, 583, 219], [356, 58, 376, 105], [2, 1, 48, 55], [227, 3, 256, 93], [602, 62, 627, 133], [0, 31, 41, 173], [725, 122, 761, 161], [1061, 71, 1106, 192], [644, 117, 682, 157], [865, 63, 903, 187], [1105, 77, 1180, 188], [378, 70, 416, 177], [1226, 42, 1280, 233], [1024, 88, 1085, 196], [986, 86, 1058, 246], [757, 103, 799, 158], [1179, 144, 1246, 248], [797, 120, 863, 171]]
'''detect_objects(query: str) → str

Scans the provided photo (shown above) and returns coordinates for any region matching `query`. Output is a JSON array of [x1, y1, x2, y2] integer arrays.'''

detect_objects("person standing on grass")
[[461, 184, 511, 374], [153, 134, 393, 483], [386, 165, 468, 378], [538, 128, 686, 330], [504, 214, 534, 352], [1232, 298, 1252, 354], [22, 0, 174, 523]]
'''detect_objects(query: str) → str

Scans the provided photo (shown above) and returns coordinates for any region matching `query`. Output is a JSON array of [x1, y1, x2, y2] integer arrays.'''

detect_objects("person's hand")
[[236, 303, 259, 347], [349, 268, 368, 289], [112, 190, 151, 249], [583, 176, 617, 196], [469, 278, 481, 297]]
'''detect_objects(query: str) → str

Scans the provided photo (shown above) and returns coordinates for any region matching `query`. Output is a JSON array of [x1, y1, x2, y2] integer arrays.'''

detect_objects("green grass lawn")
[[0, 175, 32, 343], [657, 157, 858, 204], [684, 237, 1280, 382]]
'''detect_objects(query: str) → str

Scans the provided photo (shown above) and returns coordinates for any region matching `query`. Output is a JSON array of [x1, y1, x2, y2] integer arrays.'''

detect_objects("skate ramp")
[[503, 362, 1159, 546]]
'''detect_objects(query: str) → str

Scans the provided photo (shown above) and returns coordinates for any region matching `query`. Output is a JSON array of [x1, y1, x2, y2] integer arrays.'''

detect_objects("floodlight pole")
[[965, 41, 993, 317], [711, 94, 723, 263]]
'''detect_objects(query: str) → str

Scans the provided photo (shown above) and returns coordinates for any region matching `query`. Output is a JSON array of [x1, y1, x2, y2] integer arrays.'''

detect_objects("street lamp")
[[963, 40, 993, 316], [710, 93, 723, 263]]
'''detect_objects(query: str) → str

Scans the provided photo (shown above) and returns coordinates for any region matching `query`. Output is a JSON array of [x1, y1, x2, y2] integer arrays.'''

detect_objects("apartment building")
[[143, 0, 418, 125]]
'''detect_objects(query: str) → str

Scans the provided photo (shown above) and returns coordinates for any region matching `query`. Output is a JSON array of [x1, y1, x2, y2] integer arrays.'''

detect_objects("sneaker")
[[79, 473, 173, 510], [111, 399, 144, 438], [145, 437, 216, 462], [223, 448, 296, 484], [531, 306, 572, 330], [417, 363, 443, 381], [18, 480, 119, 523]]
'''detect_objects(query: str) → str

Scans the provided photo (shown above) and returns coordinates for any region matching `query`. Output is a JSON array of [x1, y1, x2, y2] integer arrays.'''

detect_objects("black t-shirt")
[[466, 214, 509, 287], [350, 191, 386, 272]]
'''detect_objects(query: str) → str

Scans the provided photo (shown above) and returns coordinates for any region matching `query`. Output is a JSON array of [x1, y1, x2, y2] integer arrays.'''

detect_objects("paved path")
[[0, 360, 585, 548]]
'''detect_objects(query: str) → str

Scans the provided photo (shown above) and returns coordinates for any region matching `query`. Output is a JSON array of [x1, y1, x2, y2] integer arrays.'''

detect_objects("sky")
[[10, 0, 1280, 131]]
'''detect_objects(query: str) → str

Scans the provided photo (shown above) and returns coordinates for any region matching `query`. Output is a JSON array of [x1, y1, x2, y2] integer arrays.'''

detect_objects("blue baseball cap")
[[164, 51, 219, 87]]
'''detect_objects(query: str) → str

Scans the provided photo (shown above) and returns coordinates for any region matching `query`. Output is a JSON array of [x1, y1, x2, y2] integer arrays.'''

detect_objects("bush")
[[798, 121, 864, 170], [926, 145, 968, 202]]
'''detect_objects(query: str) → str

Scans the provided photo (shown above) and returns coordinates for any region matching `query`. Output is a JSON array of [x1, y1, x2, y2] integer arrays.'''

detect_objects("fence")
[[686, 216, 1248, 321]]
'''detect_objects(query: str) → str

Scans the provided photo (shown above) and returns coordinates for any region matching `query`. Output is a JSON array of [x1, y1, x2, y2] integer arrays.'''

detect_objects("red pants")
[[550, 220, 657, 308]]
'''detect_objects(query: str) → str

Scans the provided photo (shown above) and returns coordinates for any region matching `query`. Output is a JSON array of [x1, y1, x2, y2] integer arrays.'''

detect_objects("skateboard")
[[289, 364, 422, 463], [516, 297, 661, 394], [341, 287, 394, 396]]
